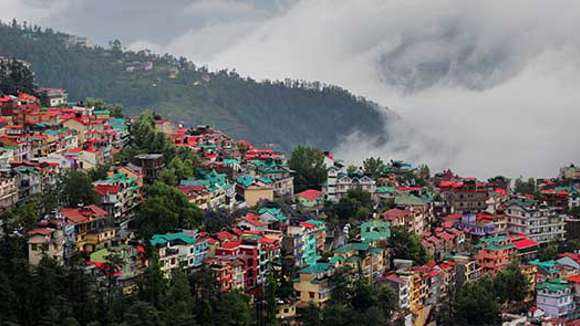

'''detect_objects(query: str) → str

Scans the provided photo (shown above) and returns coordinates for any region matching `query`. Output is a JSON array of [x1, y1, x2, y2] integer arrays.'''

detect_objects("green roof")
[[376, 186, 396, 194], [258, 207, 288, 222], [300, 262, 330, 274], [222, 159, 239, 166], [90, 248, 110, 263], [360, 220, 391, 242], [235, 175, 272, 188], [334, 242, 370, 254], [182, 170, 230, 192], [150, 231, 195, 246], [329, 256, 346, 265], [530, 259, 558, 274], [394, 193, 427, 206], [537, 279, 570, 292]]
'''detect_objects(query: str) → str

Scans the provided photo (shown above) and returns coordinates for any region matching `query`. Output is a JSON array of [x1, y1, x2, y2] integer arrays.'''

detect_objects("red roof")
[[216, 231, 236, 241], [513, 238, 539, 250], [296, 189, 322, 201], [95, 184, 120, 195], [60, 205, 107, 225], [383, 208, 411, 221], [18, 93, 38, 102], [28, 228, 53, 236], [397, 186, 422, 191], [221, 240, 241, 250], [242, 215, 267, 227], [567, 274, 580, 284]]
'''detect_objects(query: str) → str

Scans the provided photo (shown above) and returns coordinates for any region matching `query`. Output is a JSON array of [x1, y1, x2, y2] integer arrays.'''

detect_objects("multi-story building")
[[150, 230, 209, 277], [476, 235, 514, 276], [294, 262, 334, 307], [506, 199, 566, 244], [235, 175, 274, 208], [27, 227, 65, 266], [180, 170, 236, 210], [383, 207, 425, 235], [382, 273, 411, 310], [536, 279, 576, 320], [332, 242, 386, 280], [204, 255, 245, 292], [247, 159, 294, 198], [446, 180, 489, 213], [451, 254, 481, 288], [325, 167, 376, 202], [59, 205, 112, 253], [0, 171, 18, 211], [94, 172, 141, 232]]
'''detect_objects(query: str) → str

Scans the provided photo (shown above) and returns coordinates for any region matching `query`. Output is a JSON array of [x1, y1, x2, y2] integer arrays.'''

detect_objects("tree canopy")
[[289, 146, 327, 193]]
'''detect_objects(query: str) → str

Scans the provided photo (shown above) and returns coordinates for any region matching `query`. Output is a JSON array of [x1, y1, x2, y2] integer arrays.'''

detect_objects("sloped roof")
[[296, 189, 322, 201]]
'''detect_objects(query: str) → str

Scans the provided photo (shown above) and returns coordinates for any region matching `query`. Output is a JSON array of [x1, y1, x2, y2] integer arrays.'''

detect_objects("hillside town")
[[0, 82, 580, 326]]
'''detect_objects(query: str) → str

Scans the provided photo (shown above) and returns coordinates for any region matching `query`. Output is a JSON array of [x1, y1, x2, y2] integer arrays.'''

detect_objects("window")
[[309, 292, 315, 299], [31, 243, 38, 251]]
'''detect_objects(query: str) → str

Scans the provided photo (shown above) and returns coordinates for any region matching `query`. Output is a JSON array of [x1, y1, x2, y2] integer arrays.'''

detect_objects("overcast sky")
[[2, 0, 580, 178]]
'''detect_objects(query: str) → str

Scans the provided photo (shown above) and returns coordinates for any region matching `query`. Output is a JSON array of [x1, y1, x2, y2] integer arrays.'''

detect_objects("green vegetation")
[[135, 181, 203, 239], [0, 20, 388, 152], [333, 189, 374, 221], [60, 170, 99, 207], [388, 227, 428, 265], [0, 57, 35, 95], [302, 270, 398, 326], [363, 157, 385, 179], [289, 146, 327, 193]]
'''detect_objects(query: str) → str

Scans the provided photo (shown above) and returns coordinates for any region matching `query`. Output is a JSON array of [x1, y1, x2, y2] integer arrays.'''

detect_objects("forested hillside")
[[0, 20, 389, 151]]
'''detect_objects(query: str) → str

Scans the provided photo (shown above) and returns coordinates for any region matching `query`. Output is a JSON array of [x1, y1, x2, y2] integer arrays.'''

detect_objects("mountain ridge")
[[0, 20, 389, 152]]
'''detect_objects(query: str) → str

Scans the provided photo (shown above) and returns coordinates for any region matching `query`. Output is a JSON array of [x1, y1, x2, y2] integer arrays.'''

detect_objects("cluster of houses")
[[2, 88, 580, 325]]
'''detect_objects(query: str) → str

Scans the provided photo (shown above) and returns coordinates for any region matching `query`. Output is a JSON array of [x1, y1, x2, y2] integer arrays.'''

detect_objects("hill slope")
[[0, 21, 389, 151]]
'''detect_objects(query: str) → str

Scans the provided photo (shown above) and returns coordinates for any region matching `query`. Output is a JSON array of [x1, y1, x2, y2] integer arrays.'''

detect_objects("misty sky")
[[2, 0, 580, 178]]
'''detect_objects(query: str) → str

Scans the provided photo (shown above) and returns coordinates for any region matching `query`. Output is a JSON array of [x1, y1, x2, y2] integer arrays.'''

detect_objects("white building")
[[325, 167, 376, 203], [536, 279, 575, 320], [505, 199, 566, 244]]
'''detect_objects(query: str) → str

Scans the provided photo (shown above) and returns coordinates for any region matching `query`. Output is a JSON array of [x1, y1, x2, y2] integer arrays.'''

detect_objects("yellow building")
[[242, 184, 273, 207], [293, 263, 334, 307]]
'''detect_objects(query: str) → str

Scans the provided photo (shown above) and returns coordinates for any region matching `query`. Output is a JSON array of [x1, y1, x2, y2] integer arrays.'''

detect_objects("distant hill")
[[0, 21, 389, 151]]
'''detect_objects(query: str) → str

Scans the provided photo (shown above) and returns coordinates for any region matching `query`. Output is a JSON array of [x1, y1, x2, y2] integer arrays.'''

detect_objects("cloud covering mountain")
[[2, 0, 580, 178]]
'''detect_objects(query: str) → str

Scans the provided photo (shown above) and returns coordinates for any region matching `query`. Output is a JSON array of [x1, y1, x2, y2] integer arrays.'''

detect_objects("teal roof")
[[182, 170, 230, 192], [94, 109, 110, 115], [258, 207, 288, 222], [530, 259, 558, 274], [249, 160, 290, 174], [329, 256, 346, 265], [43, 129, 64, 136], [222, 159, 239, 166], [395, 193, 427, 206], [300, 262, 330, 274], [360, 220, 391, 242], [96, 172, 137, 187], [150, 231, 195, 246], [537, 279, 570, 292], [334, 242, 370, 254], [236, 175, 255, 188], [376, 186, 396, 194], [235, 175, 272, 188], [108, 117, 127, 130]]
